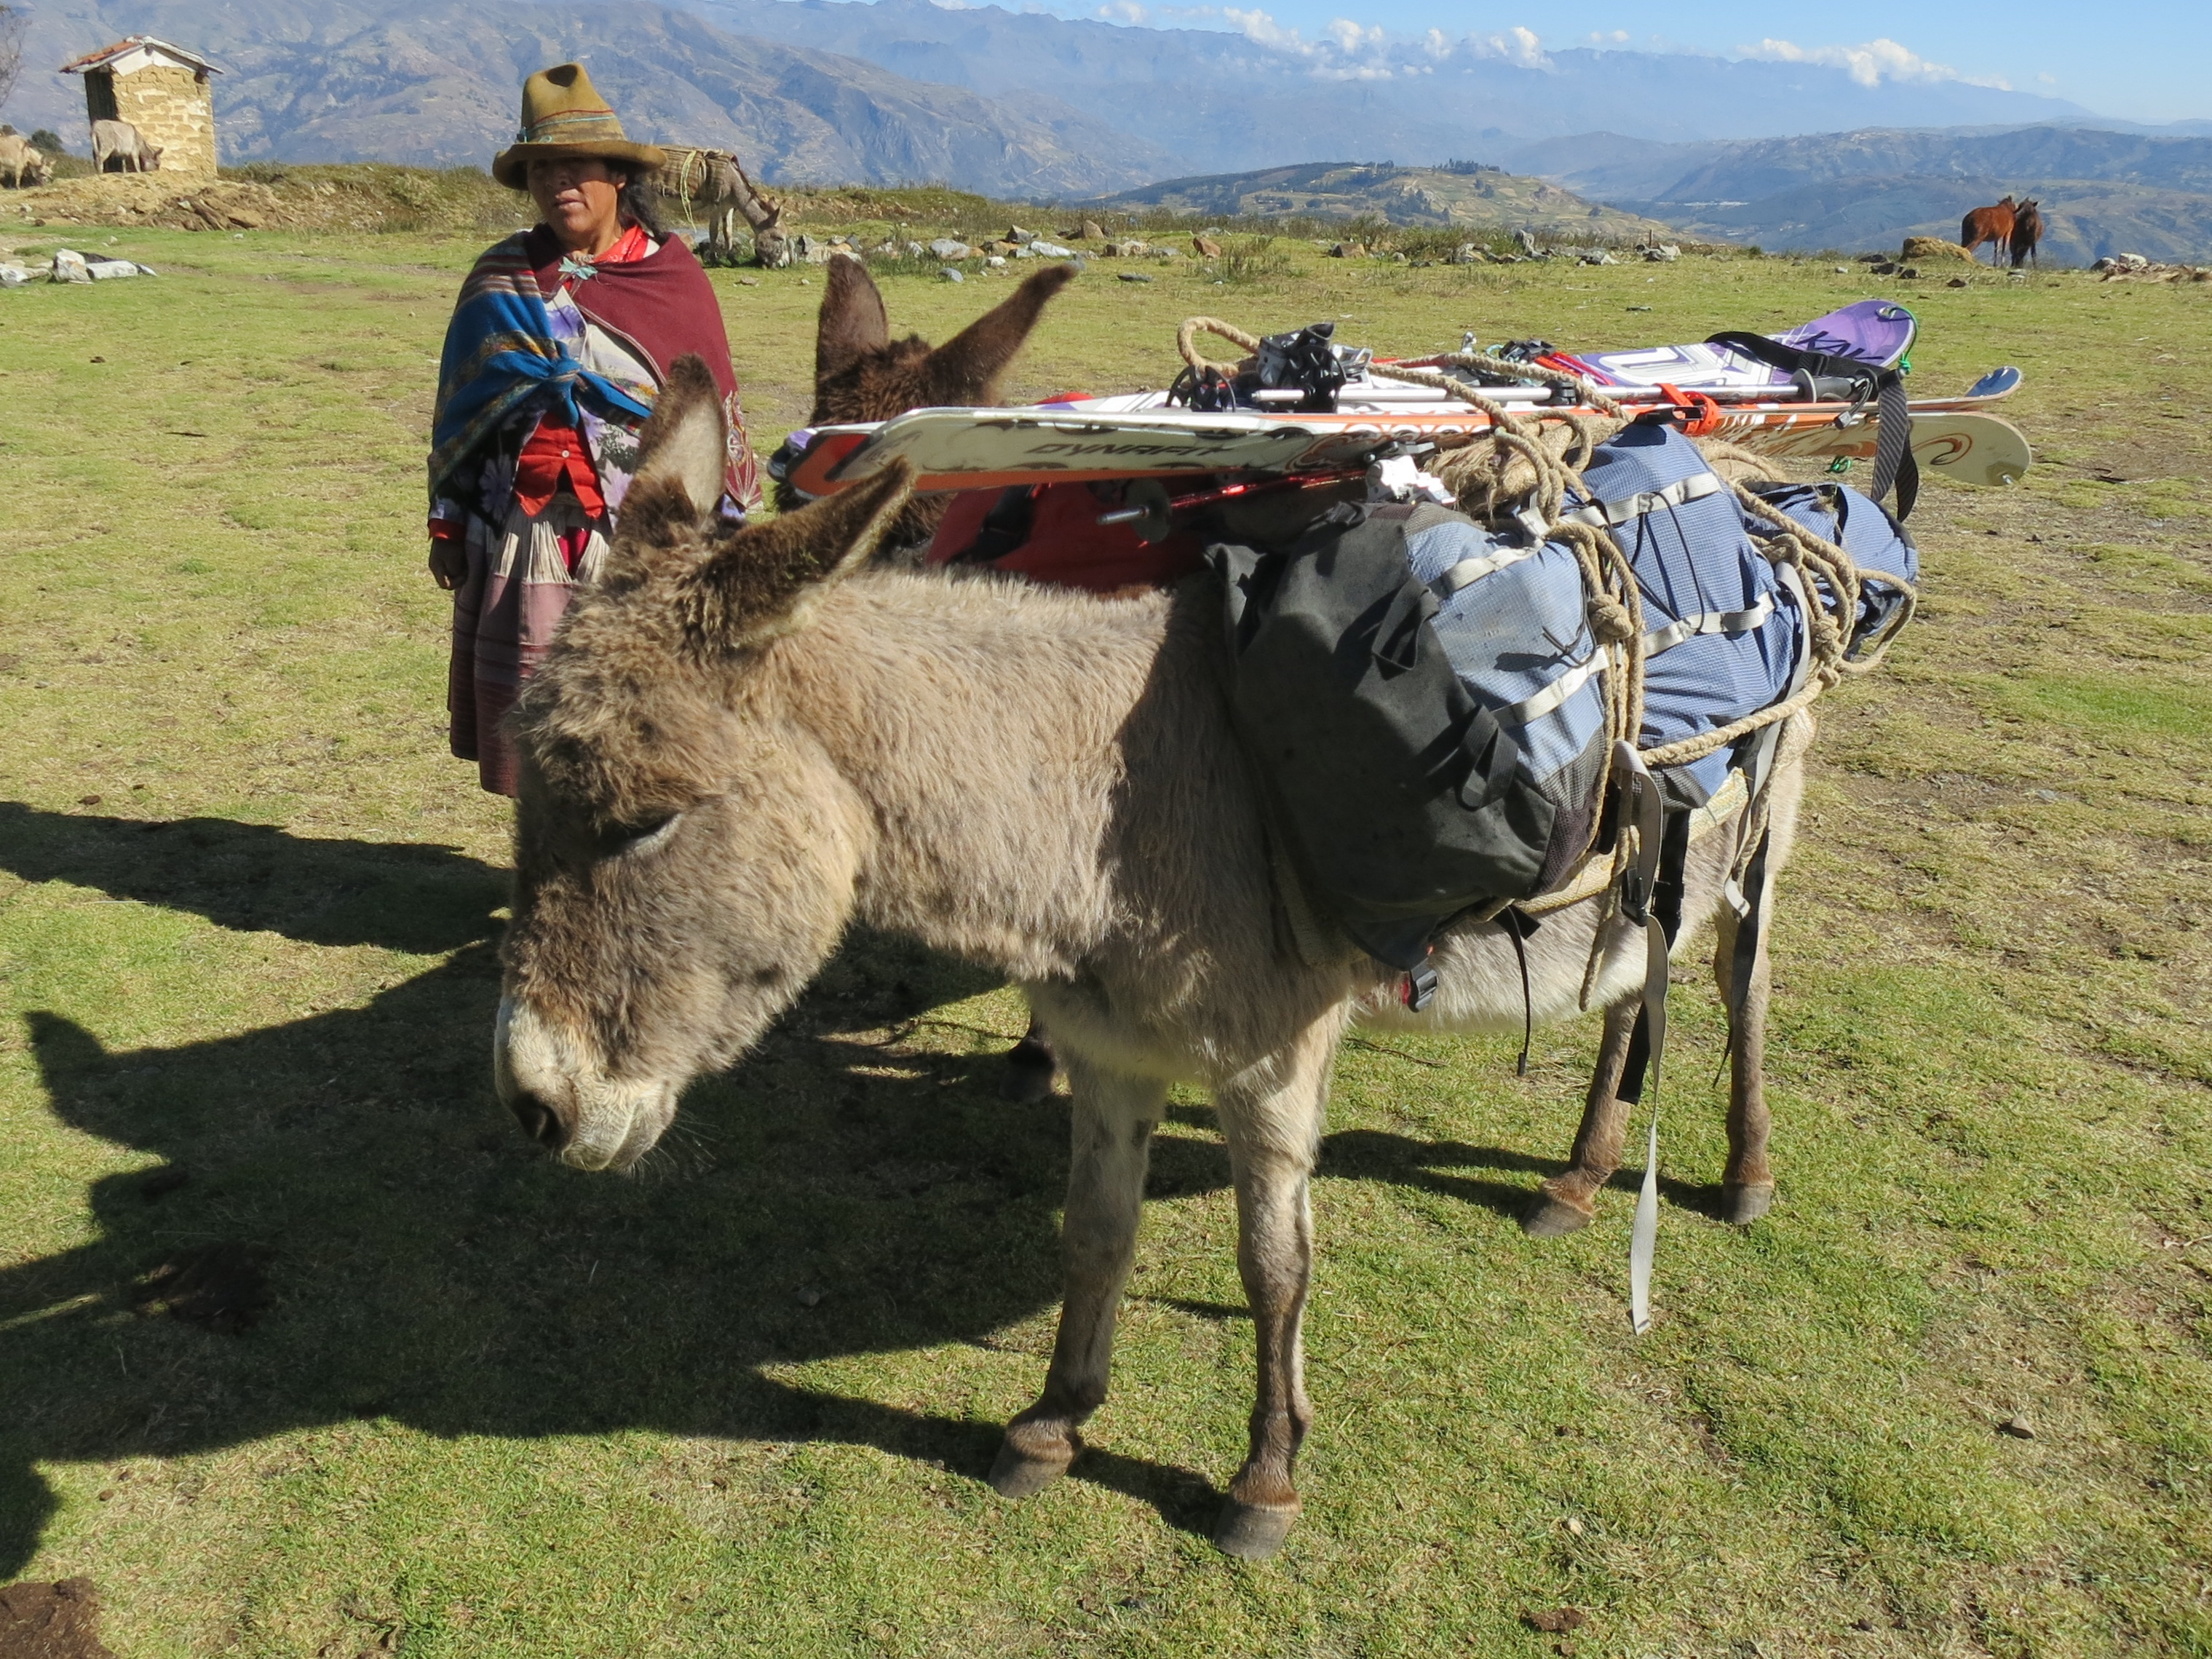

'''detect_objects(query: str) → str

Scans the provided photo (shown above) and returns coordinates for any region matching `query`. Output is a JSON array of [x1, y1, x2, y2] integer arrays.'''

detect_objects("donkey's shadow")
[[0, 807, 1644, 1575], [0, 807, 1251, 1573]]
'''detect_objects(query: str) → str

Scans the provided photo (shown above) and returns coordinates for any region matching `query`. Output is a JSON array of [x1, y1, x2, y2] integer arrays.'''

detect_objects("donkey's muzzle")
[[508, 1086, 573, 1152]]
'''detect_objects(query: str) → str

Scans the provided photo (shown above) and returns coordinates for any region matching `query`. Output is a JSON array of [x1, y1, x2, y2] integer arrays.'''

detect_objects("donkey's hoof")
[[1724, 1181, 1775, 1225], [998, 1043, 1056, 1104], [1522, 1192, 1595, 1238], [987, 1438, 1073, 1499], [1213, 1499, 1299, 1560]]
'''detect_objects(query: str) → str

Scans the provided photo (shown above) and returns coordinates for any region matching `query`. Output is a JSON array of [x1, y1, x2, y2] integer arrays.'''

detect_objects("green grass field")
[[1, 219, 2208, 1658]]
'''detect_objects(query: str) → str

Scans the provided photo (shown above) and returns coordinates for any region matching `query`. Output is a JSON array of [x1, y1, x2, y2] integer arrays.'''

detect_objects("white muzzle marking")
[[494, 994, 676, 1172]]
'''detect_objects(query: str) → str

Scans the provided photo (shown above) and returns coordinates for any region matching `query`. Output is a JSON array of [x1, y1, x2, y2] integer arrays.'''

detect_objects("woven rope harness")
[[1173, 316, 1921, 954]]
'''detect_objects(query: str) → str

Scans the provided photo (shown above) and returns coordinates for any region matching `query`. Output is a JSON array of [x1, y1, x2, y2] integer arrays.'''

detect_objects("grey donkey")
[[493, 356, 1807, 1559]]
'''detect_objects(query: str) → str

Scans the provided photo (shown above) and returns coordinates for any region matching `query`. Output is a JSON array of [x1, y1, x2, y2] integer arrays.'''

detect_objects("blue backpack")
[[1209, 422, 1915, 969]]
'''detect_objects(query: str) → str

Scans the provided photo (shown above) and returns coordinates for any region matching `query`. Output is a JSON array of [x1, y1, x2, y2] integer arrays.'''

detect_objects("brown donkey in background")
[[493, 358, 1809, 1558]]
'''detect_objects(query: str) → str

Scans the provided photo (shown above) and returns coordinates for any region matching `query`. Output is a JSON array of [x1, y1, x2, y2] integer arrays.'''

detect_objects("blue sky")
[[1061, 1, 2212, 124]]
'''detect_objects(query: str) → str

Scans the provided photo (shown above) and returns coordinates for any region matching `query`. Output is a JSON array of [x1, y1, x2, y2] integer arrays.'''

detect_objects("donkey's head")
[[780, 255, 1078, 542], [496, 354, 915, 1171]]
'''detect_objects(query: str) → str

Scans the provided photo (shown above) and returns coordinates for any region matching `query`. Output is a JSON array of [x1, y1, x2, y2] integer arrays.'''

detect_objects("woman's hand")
[[428, 539, 467, 590]]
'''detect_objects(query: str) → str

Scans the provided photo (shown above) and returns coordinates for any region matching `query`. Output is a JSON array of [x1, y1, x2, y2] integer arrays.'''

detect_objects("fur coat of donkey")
[[493, 355, 1807, 1558]]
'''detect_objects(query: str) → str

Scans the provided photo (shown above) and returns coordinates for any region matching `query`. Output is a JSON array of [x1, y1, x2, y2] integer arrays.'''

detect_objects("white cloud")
[[1326, 17, 1384, 53], [1095, 0, 1149, 20], [1741, 36, 2010, 90], [1461, 25, 1551, 68], [1586, 29, 1630, 46]]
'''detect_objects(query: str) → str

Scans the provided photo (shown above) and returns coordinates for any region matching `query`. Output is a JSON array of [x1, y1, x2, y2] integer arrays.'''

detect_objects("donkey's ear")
[[815, 254, 890, 384], [924, 261, 1077, 406], [631, 353, 727, 517], [680, 462, 915, 651]]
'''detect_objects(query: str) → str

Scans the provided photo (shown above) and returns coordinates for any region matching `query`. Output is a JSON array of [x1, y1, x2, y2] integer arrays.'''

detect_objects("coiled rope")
[[1173, 314, 1919, 963]]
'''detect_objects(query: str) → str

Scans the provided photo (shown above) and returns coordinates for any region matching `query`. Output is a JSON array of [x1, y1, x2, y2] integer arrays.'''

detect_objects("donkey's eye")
[[598, 813, 680, 855]]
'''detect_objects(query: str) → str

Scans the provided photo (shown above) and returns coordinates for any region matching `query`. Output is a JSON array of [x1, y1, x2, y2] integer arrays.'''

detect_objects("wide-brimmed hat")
[[491, 63, 666, 189]]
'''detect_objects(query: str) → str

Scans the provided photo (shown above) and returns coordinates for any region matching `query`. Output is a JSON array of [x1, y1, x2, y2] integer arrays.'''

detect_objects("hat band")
[[516, 107, 626, 145]]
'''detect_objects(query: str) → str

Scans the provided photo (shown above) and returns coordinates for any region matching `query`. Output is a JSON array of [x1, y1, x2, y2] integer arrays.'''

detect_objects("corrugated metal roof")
[[60, 36, 224, 76]]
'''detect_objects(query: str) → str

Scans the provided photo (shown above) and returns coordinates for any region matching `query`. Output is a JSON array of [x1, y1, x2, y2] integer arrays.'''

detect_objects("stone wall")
[[103, 64, 218, 175]]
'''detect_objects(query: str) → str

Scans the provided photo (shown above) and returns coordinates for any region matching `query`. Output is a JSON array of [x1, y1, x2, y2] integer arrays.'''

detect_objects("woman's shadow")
[[0, 807, 1248, 1574]]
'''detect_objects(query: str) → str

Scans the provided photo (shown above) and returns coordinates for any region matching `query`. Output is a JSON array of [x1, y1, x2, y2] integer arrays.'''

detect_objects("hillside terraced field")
[[1, 219, 2208, 1658]]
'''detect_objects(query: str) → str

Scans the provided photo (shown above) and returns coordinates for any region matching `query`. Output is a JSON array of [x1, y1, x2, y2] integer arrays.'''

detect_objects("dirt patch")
[[0, 1578, 114, 1659], [133, 1242, 269, 1333], [5, 163, 528, 235]]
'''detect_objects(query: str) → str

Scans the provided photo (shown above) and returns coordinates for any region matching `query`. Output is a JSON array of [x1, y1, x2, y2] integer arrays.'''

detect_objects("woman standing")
[[428, 63, 763, 795]]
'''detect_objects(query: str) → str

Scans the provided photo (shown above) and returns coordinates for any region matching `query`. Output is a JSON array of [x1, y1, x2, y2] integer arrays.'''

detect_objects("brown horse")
[[1962, 196, 2017, 264], [2010, 199, 2044, 269]]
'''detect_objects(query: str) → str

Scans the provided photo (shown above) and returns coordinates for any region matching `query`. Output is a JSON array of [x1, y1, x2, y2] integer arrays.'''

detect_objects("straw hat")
[[491, 63, 666, 189]]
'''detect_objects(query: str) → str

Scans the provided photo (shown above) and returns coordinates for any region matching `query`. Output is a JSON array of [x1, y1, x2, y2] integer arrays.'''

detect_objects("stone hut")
[[60, 36, 223, 175]]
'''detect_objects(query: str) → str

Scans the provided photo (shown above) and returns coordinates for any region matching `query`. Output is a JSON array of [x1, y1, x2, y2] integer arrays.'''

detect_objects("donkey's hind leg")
[[1210, 1023, 1333, 1560], [989, 1058, 1164, 1499], [1713, 906, 1777, 1224], [1523, 996, 1641, 1238]]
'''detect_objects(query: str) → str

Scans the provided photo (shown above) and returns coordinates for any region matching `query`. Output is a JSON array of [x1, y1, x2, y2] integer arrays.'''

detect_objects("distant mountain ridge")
[[1511, 125, 2212, 261], [1090, 162, 1678, 243], [677, 0, 2109, 171], [4, 0, 1177, 195]]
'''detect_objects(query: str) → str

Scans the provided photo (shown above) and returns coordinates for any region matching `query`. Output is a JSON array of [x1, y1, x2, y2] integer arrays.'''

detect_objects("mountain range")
[[1516, 126, 2212, 261], [4, 0, 2211, 257], [4, 0, 1177, 197]]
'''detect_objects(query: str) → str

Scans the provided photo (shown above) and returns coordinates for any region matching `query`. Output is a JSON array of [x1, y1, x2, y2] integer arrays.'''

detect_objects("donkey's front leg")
[[1212, 1032, 1332, 1560], [1713, 906, 1776, 1224], [1524, 995, 1641, 1238], [988, 1060, 1164, 1498]]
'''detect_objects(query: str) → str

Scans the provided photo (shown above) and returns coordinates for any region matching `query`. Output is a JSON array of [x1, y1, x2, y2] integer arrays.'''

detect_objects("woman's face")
[[528, 157, 625, 253]]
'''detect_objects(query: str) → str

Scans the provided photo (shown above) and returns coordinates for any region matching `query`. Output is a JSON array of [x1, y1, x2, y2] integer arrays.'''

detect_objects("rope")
[[1176, 316, 1262, 379], [1169, 312, 1919, 796]]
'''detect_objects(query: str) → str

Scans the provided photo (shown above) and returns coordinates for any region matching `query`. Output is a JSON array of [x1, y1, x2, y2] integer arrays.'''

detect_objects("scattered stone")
[[927, 237, 973, 261], [1578, 250, 1618, 266], [1080, 218, 1106, 240], [1516, 228, 1541, 256], [0, 264, 27, 287], [1524, 1607, 1588, 1634], [49, 248, 90, 282], [1101, 239, 1149, 257], [795, 1286, 823, 1308], [1626, 304, 1652, 312], [980, 239, 1017, 257], [0, 1577, 115, 1659], [1900, 234, 1977, 264], [1005, 225, 1035, 245], [1834, 265, 1850, 274], [1870, 260, 1899, 274], [1328, 242, 1366, 258], [1193, 233, 1221, 258], [1947, 276, 1970, 288], [985, 255, 1007, 269], [737, 277, 759, 286], [1999, 1414, 2037, 1438], [2091, 252, 2211, 282], [939, 266, 964, 282], [1117, 271, 1152, 282], [1018, 239, 1075, 258], [1900, 266, 1920, 279]]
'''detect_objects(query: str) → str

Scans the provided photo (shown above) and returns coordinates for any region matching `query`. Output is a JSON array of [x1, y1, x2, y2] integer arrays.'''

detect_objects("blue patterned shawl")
[[427, 233, 655, 508]]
